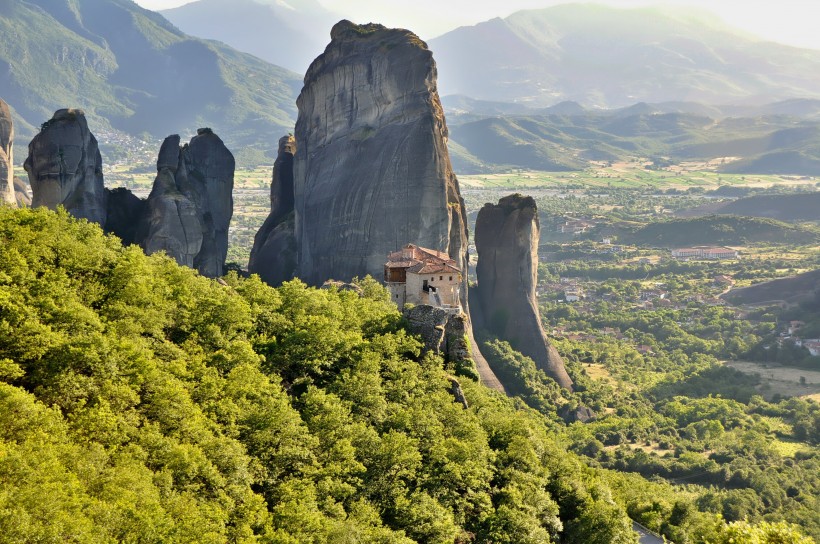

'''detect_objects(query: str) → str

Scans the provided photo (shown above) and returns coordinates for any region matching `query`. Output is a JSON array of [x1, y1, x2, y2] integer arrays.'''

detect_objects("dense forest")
[[0, 207, 814, 543]]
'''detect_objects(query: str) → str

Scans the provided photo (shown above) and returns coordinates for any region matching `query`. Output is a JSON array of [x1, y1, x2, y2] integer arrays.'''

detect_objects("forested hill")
[[623, 215, 820, 247], [0, 0, 299, 151], [0, 206, 637, 542]]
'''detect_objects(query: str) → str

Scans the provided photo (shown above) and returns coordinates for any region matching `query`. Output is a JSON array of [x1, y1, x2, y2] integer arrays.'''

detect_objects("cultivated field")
[[458, 161, 817, 191]]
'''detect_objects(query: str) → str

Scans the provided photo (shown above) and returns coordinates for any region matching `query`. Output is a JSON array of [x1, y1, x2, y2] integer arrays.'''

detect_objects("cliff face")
[[141, 129, 235, 278], [0, 99, 14, 205], [25, 109, 107, 225], [290, 20, 469, 286], [248, 135, 297, 285], [474, 194, 573, 390]]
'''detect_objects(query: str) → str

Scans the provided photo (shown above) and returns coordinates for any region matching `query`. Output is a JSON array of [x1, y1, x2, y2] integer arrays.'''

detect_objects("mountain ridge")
[[160, 0, 337, 74], [429, 3, 820, 108], [0, 0, 300, 159]]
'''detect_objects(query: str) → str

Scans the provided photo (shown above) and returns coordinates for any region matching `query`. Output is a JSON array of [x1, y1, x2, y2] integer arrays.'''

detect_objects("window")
[[440, 276, 443, 281], [449, 276, 453, 281]]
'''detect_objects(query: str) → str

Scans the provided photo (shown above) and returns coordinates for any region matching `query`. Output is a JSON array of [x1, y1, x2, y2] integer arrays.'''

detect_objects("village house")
[[384, 244, 462, 311], [565, 287, 584, 302], [559, 219, 595, 234], [640, 289, 667, 301]]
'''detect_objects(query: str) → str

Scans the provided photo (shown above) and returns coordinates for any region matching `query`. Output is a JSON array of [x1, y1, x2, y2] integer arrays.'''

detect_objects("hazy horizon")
[[133, 0, 820, 50]]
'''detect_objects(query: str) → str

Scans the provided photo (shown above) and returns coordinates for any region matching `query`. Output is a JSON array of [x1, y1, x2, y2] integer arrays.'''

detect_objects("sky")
[[133, 0, 820, 50]]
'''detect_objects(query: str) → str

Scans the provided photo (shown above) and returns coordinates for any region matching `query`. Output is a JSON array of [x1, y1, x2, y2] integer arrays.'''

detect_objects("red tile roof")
[[385, 244, 461, 275]]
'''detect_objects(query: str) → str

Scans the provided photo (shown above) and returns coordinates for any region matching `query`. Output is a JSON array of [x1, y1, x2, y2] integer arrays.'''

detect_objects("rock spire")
[[25, 110, 234, 278], [141, 129, 235, 277], [248, 135, 297, 285], [25, 109, 107, 225], [253, 20, 469, 288], [474, 194, 573, 390]]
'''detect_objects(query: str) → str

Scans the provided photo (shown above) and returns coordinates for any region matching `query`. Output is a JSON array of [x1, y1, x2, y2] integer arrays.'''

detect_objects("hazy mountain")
[[0, 0, 300, 157], [429, 4, 820, 108], [161, 0, 337, 74]]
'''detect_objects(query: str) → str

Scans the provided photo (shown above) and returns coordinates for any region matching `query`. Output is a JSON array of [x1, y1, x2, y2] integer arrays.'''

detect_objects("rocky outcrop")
[[0, 99, 15, 205], [248, 135, 297, 285], [25, 109, 107, 225], [560, 404, 596, 423], [287, 20, 469, 287], [448, 376, 469, 409], [141, 129, 235, 277], [14, 177, 31, 207], [403, 305, 471, 363], [474, 194, 573, 391]]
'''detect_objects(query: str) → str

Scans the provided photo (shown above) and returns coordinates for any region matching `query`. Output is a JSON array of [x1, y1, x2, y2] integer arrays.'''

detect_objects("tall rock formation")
[[289, 20, 469, 286], [474, 194, 573, 391], [248, 135, 297, 285], [24, 109, 107, 225], [250, 21, 504, 392], [24, 109, 234, 278], [0, 99, 16, 206], [141, 129, 235, 278]]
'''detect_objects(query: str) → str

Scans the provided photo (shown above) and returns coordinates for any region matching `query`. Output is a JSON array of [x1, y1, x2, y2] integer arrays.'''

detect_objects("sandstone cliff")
[[141, 129, 235, 278], [474, 194, 573, 391], [25, 109, 107, 225], [248, 135, 297, 285], [289, 20, 469, 286], [0, 99, 15, 206]]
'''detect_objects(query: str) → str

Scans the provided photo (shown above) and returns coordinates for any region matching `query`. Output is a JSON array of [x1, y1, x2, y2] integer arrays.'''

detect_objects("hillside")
[[0, 0, 300, 155], [447, 107, 820, 174], [723, 269, 820, 306], [622, 215, 820, 247], [161, 0, 336, 74], [680, 193, 820, 222], [430, 4, 820, 108]]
